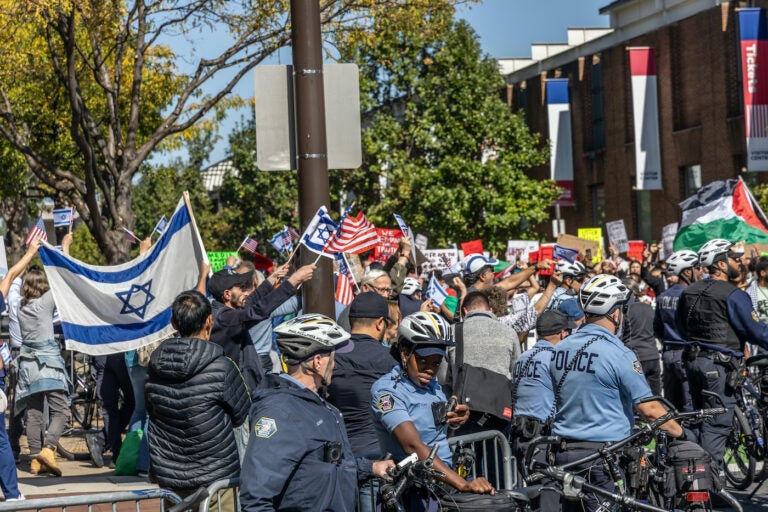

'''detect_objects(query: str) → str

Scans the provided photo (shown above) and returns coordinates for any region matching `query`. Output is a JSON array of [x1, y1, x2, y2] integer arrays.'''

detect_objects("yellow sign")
[[577, 228, 603, 263]]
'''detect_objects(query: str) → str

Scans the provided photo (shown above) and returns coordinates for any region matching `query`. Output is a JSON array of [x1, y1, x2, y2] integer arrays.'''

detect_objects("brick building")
[[503, 0, 768, 243]]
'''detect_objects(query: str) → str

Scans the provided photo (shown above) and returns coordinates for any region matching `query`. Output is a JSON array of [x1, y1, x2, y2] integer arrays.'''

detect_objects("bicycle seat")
[[746, 354, 768, 368]]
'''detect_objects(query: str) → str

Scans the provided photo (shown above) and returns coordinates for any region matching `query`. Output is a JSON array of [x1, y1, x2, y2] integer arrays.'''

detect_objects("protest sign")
[[556, 234, 599, 262], [415, 234, 428, 251], [627, 241, 645, 262], [373, 228, 402, 262], [207, 251, 237, 272], [662, 223, 678, 260], [576, 228, 603, 263], [506, 240, 540, 264], [606, 220, 629, 254], [420, 248, 464, 274]]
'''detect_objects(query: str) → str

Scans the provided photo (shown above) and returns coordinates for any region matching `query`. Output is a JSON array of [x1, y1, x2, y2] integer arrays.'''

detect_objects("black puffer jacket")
[[145, 337, 250, 490]]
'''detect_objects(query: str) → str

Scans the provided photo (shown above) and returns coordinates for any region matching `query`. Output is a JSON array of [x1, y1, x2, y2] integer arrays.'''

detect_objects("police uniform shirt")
[[653, 283, 685, 344], [370, 365, 452, 465], [549, 323, 652, 442], [512, 340, 555, 422], [545, 287, 569, 311]]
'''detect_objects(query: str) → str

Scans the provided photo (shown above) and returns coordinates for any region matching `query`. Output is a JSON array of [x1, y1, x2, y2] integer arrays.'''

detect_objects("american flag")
[[325, 211, 379, 254], [25, 217, 48, 245], [122, 227, 140, 244], [335, 272, 354, 306], [240, 236, 259, 254]]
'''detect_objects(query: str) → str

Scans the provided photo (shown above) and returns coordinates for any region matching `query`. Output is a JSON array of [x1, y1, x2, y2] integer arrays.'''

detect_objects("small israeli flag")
[[425, 274, 449, 306], [52, 208, 74, 228], [153, 215, 168, 236], [299, 206, 338, 257]]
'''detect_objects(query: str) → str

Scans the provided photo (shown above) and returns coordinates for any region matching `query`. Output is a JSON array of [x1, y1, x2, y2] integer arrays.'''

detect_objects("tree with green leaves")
[[0, 0, 466, 263], [338, 19, 558, 252]]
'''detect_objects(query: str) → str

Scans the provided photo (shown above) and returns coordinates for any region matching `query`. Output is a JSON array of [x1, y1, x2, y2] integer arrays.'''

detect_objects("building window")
[[590, 55, 605, 151], [591, 184, 606, 226], [681, 164, 702, 197]]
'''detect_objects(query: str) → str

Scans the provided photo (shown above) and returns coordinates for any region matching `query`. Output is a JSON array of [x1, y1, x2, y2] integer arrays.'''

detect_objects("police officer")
[[371, 312, 494, 511], [240, 314, 393, 511], [511, 310, 573, 488], [546, 260, 588, 311], [677, 238, 768, 472], [653, 249, 699, 412], [551, 275, 683, 512]]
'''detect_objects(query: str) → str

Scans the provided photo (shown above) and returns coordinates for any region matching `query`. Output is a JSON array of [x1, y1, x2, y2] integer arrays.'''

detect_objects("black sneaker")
[[85, 433, 104, 468]]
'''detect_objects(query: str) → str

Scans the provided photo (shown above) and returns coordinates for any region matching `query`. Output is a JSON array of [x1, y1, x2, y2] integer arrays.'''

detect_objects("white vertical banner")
[[629, 47, 663, 190], [546, 78, 575, 206]]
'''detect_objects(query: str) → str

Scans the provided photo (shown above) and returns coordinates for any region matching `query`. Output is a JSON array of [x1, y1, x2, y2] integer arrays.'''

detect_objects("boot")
[[36, 446, 62, 477], [29, 458, 41, 475]]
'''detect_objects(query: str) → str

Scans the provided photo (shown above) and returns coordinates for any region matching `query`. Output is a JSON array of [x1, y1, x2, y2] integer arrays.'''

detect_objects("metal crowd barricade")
[[0, 488, 182, 512], [198, 478, 240, 512], [355, 429, 515, 510]]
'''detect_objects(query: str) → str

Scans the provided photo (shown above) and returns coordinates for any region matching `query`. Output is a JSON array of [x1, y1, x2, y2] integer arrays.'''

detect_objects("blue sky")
[[199, 1, 610, 165]]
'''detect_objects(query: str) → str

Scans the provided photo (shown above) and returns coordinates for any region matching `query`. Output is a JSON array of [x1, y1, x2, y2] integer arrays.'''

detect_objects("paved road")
[[733, 481, 768, 511]]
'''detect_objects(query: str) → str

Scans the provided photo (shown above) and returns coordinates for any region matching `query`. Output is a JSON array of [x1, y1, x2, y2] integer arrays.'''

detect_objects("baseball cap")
[[208, 268, 254, 302], [557, 299, 585, 322], [536, 310, 576, 337], [465, 254, 500, 275], [413, 345, 447, 358], [349, 292, 393, 323]]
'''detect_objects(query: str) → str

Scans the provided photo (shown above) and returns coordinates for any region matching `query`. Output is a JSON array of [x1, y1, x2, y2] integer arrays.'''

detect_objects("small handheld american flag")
[[25, 217, 48, 245], [240, 236, 259, 254]]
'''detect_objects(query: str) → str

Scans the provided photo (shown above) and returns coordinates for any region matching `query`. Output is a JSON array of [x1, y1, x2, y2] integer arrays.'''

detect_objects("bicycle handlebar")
[[525, 406, 727, 474], [381, 445, 445, 510], [529, 461, 671, 512], [167, 486, 209, 512]]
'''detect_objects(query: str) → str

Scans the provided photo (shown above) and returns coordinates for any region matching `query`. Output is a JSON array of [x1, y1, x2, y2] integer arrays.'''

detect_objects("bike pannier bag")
[[663, 440, 721, 497]]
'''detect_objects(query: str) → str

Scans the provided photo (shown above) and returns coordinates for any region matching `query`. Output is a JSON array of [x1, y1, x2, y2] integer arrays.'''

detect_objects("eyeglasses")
[[370, 285, 395, 295]]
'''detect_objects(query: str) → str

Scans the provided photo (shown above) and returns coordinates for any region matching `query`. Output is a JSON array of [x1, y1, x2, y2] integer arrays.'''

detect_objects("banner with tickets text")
[[546, 78, 575, 206], [629, 47, 663, 190], [740, 8, 768, 171]]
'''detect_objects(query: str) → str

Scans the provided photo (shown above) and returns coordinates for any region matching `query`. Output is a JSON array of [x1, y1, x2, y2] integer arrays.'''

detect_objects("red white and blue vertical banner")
[[546, 78, 575, 206], [740, 8, 768, 171], [629, 47, 663, 190]]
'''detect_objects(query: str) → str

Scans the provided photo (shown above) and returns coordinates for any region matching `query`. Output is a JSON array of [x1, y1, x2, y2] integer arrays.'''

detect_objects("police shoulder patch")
[[377, 393, 395, 412], [752, 310, 760, 323], [632, 360, 643, 375], [254, 417, 277, 438]]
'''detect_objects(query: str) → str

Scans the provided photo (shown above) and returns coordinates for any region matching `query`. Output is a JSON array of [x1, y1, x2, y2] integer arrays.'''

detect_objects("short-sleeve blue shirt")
[[370, 365, 452, 466], [549, 323, 652, 442], [513, 340, 555, 422]]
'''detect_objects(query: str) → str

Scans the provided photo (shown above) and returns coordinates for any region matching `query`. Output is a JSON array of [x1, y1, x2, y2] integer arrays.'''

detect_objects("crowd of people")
[[0, 230, 764, 510]]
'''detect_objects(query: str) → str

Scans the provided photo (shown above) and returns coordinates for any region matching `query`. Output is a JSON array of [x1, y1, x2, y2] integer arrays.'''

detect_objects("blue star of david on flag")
[[299, 206, 338, 258], [115, 280, 155, 319]]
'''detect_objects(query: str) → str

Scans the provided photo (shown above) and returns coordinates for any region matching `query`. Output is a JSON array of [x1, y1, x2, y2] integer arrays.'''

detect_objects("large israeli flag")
[[39, 196, 207, 355]]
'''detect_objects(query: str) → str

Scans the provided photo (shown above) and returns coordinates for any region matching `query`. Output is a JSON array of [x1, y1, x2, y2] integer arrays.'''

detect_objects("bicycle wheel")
[[57, 427, 94, 461], [723, 405, 757, 490]]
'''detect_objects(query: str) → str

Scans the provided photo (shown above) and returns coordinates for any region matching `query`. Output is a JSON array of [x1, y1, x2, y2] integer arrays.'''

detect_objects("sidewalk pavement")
[[16, 455, 157, 498]]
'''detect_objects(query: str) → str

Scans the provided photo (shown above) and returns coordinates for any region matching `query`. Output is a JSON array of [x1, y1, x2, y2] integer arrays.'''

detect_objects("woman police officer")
[[371, 312, 494, 511]]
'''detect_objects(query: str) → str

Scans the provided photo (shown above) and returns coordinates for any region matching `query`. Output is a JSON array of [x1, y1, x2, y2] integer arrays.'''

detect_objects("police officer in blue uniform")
[[512, 310, 573, 507], [371, 312, 494, 511], [653, 249, 698, 412], [551, 275, 683, 512], [240, 314, 393, 511], [677, 238, 768, 473]]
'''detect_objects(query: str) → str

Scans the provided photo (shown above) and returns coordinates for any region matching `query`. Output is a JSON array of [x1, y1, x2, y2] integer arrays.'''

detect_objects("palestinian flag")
[[673, 178, 768, 251]]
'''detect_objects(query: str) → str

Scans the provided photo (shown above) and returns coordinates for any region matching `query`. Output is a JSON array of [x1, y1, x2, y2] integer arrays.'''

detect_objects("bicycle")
[[56, 349, 102, 461], [379, 444, 537, 511], [524, 401, 743, 511]]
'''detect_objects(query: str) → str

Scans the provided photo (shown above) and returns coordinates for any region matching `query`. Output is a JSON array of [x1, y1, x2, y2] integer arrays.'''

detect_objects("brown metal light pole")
[[290, 0, 334, 316]]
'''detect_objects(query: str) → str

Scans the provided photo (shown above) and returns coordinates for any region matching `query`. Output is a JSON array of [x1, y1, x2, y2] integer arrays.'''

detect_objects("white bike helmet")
[[397, 312, 454, 346], [578, 274, 632, 316], [697, 239, 732, 268], [666, 250, 699, 276], [401, 277, 422, 297], [555, 260, 587, 277], [275, 314, 352, 365]]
